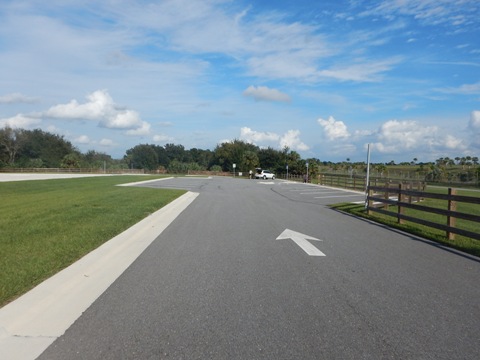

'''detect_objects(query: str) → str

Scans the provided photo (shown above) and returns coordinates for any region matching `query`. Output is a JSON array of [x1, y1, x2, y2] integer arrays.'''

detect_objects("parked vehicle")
[[255, 168, 275, 180]]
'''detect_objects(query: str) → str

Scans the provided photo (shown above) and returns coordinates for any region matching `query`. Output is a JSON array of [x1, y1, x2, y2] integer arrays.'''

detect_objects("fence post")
[[384, 180, 390, 211], [397, 183, 405, 224], [447, 188, 457, 240]]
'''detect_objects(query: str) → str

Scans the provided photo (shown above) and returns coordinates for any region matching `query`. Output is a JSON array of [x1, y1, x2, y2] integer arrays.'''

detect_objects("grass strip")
[[331, 198, 480, 258], [0, 176, 185, 306]]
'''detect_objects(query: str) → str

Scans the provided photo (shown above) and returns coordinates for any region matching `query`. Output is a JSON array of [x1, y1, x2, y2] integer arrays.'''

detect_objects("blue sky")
[[0, 0, 479, 163]]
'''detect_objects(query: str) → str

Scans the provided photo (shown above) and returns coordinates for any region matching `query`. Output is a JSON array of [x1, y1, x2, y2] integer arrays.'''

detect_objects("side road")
[[0, 175, 198, 360]]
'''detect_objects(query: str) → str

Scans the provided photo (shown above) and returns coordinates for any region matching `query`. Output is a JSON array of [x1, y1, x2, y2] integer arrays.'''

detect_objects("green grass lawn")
[[0, 176, 185, 306], [332, 187, 480, 257]]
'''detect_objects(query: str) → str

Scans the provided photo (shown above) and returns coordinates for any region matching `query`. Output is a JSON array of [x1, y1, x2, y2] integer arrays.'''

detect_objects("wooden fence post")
[[447, 188, 457, 240], [398, 183, 405, 224], [384, 180, 390, 211]]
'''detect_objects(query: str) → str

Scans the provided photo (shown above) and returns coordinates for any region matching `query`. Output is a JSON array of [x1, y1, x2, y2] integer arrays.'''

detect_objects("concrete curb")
[[0, 191, 199, 360]]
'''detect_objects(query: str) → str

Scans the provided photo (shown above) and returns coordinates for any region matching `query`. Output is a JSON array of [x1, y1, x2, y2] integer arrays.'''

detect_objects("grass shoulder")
[[0, 175, 185, 306], [330, 202, 480, 258]]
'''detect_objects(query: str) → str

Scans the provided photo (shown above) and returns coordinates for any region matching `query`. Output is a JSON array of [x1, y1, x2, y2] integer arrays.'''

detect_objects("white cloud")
[[469, 110, 480, 131], [317, 116, 350, 140], [153, 134, 175, 143], [436, 81, 480, 95], [239, 127, 308, 151], [125, 121, 151, 136], [0, 114, 41, 128], [359, 0, 479, 27], [99, 138, 115, 146], [371, 119, 467, 154], [243, 86, 291, 102], [373, 120, 437, 152], [240, 127, 280, 144], [75, 135, 90, 144], [43, 90, 149, 134], [0, 93, 38, 104], [102, 110, 142, 129], [280, 130, 309, 151], [318, 57, 402, 82], [469, 111, 480, 149]]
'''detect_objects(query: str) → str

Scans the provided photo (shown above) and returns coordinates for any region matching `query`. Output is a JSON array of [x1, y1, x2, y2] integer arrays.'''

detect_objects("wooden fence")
[[367, 183, 480, 241], [318, 174, 366, 191]]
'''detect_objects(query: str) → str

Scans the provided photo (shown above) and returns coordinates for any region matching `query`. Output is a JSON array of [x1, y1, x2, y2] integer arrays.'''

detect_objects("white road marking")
[[276, 229, 325, 256], [314, 194, 364, 199], [299, 191, 344, 195]]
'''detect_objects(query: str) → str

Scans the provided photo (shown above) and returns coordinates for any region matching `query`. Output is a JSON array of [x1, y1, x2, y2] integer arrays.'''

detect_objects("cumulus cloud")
[[317, 116, 350, 140], [239, 126, 308, 151], [0, 93, 38, 104], [44, 90, 149, 134], [371, 119, 467, 154], [469, 111, 480, 148], [74, 135, 90, 144], [468, 110, 480, 131], [153, 134, 175, 143], [99, 138, 115, 146], [372, 120, 437, 153], [240, 127, 280, 143], [0, 114, 41, 128], [314, 116, 471, 161], [280, 130, 309, 151], [243, 86, 291, 102]]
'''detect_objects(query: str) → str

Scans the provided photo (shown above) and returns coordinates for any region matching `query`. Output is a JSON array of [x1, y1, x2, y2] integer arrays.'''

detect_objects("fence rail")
[[367, 184, 480, 241]]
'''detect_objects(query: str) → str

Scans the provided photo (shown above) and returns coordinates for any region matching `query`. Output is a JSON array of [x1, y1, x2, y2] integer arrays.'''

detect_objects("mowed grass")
[[0, 176, 186, 306], [332, 188, 480, 257]]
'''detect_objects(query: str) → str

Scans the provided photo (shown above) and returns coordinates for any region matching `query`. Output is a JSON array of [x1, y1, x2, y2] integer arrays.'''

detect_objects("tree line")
[[0, 127, 316, 175], [1, 127, 478, 183], [119, 140, 318, 175]]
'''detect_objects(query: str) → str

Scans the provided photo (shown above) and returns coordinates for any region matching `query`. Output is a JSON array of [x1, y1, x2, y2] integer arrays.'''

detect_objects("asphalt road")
[[38, 177, 480, 359]]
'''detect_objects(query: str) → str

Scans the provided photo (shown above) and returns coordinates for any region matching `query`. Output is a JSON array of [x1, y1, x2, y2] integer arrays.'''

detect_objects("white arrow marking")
[[276, 229, 325, 256]]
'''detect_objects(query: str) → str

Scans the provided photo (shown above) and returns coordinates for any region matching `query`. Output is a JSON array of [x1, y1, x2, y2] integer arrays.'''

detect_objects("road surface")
[[25, 177, 480, 358]]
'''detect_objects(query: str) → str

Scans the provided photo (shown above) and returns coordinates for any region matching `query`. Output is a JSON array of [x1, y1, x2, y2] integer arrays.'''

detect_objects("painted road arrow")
[[276, 229, 325, 256]]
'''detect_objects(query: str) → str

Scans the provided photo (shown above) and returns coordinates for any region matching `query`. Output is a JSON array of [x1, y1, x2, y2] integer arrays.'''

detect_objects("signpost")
[[306, 162, 309, 183], [233, 163, 236, 178], [365, 144, 371, 209]]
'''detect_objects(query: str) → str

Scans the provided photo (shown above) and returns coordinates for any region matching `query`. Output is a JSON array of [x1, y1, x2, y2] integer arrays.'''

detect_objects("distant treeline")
[[1, 127, 479, 183]]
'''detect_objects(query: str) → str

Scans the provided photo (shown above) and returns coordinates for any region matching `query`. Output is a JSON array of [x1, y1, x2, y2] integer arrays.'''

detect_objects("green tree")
[[18, 129, 77, 167], [241, 150, 259, 172], [164, 143, 186, 163], [213, 140, 258, 171], [82, 150, 112, 169], [258, 147, 282, 172], [125, 144, 159, 170], [0, 127, 24, 165], [0, 127, 77, 167], [61, 153, 81, 168]]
